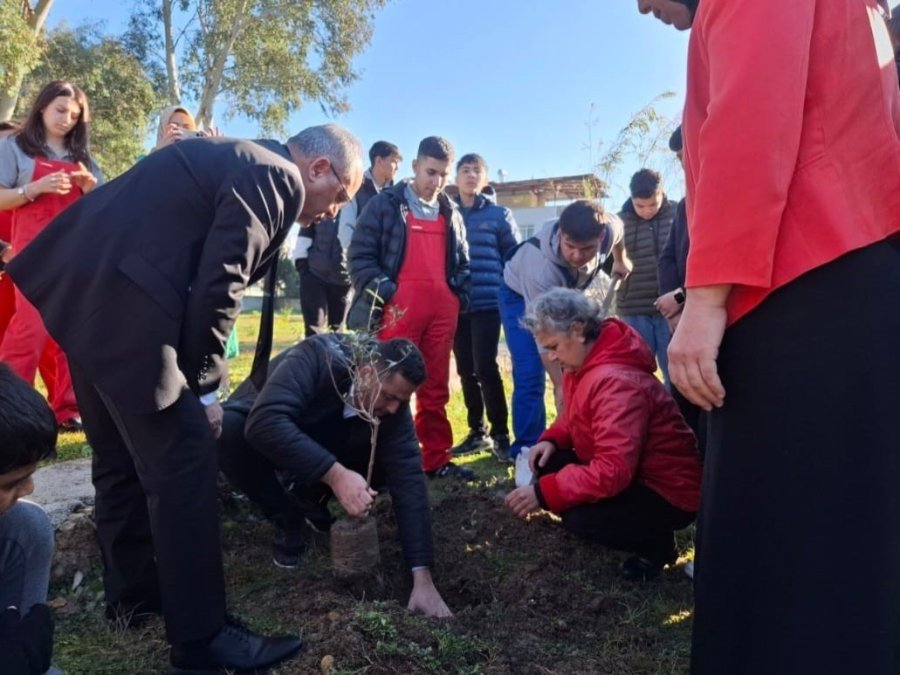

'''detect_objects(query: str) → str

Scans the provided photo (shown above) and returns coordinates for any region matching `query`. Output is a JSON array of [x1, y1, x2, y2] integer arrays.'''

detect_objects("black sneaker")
[[273, 527, 307, 569], [427, 462, 475, 481], [58, 417, 84, 433], [169, 614, 303, 674], [451, 431, 493, 456], [619, 551, 677, 582], [490, 434, 512, 463]]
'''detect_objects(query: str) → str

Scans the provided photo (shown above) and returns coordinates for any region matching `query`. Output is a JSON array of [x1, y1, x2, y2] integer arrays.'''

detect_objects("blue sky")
[[50, 1, 689, 201]]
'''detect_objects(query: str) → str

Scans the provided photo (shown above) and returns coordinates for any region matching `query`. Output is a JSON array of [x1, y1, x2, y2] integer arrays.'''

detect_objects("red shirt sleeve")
[[538, 377, 648, 514], [685, 0, 814, 289]]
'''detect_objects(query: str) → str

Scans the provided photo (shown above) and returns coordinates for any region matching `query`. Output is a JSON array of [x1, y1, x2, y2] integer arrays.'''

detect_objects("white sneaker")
[[684, 561, 695, 579]]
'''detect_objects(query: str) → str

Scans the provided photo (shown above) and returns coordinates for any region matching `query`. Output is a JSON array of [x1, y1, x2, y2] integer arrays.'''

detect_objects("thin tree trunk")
[[195, 0, 249, 128], [0, 0, 55, 120], [365, 419, 380, 487], [162, 0, 181, 104]]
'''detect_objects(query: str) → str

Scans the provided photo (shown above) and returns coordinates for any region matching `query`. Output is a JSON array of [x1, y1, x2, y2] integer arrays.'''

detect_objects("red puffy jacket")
[[537, 319, 701, 514]]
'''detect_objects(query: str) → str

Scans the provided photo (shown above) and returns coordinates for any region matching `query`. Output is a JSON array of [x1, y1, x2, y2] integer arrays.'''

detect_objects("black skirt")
[[691, 238, 900, 675]]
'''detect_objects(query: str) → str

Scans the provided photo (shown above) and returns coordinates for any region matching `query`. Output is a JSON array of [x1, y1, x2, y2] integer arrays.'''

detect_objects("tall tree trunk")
[[162, 0, 182, 104], [195, 0, 249, 129], [0, 0, 55, 120]]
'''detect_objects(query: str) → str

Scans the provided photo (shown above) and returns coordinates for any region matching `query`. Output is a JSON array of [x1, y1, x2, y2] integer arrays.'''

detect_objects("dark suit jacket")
[[7, 137, 304, 413]]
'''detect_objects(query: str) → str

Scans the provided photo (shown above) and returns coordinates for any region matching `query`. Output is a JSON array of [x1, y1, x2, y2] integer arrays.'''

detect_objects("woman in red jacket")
[[505, 288, 701, 580], [639, 0, 900, 672]]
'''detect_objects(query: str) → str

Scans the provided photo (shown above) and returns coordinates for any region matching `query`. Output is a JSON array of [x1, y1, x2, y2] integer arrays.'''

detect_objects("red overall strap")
[[12, 157, 83, 251]]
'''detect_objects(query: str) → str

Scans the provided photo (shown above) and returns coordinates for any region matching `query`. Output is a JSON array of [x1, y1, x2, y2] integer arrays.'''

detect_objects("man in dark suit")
[[6, 124, 363, 673]]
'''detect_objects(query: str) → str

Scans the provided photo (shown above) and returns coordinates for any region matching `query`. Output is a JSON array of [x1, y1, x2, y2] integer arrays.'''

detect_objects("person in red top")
[[639, 1, 900, 671], [0, 119, 20, 341], [505, 288, 700, 581], [0, 81, 102, 432]]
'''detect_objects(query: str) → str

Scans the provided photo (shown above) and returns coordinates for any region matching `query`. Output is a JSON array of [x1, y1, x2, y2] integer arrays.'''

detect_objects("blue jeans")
[[498, 283, 545, 458], [620, 314, 671, 386], [0, 500, 54, 612]]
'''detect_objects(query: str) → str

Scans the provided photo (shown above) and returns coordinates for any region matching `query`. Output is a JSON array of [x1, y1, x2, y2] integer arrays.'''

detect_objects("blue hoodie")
[[454, 192, 520, 312]]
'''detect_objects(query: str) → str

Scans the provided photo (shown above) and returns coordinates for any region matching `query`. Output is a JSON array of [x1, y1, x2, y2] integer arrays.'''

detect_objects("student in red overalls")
[[0, 81, 101, 431], [0, 120, 21, 341], [348, 137, 473, 479]]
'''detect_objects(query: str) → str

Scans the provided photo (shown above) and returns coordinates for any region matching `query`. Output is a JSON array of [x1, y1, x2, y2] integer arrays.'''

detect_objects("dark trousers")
[[691, 239, 900, 675], [297, 264, 350, 338], [452, 310, 509, 436], [217, 408, 327, 529], [70, 366, 225, 644], [538, 449, 694, 564], [672, 386, 706, 461]]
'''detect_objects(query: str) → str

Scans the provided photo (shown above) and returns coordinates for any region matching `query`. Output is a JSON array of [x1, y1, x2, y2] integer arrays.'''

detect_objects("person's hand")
[[204, 401, 224, 439], [70, 162, 97, 194], [408, 569, 453, 618], [528, 440, 557, 473], [158, 124, 186, 149], [505, 485, 541, 519], [0, 241, 12, 265], [666, 312, 681, 335], [668, 285, 730, 411], [323, 463, 377, 518], [32, 170, 71, 196], [0, 604, 54, 674], [654, 291, 683, 319]]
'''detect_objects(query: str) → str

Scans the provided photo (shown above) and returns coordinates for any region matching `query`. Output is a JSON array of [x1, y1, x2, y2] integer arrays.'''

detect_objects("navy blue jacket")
[[455, 193, 519, 312], [657, 198, 690, 294]]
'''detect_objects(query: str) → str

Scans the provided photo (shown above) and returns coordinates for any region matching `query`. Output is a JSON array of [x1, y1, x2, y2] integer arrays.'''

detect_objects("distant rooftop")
[[445, 174, 606, 208]]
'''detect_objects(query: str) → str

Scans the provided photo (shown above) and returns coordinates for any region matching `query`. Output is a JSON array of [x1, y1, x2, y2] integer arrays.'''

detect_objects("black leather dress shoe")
[[169, 615, 303, 674]]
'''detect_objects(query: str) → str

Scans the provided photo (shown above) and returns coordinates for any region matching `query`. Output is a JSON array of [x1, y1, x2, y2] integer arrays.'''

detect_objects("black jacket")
[[657, 199, 690, 294], [7, 137, 302, 413], [299, 218, 349, 287], [231, 334, 434, 569], [10, 138, 301, 412], [346, 181, 470, 330]]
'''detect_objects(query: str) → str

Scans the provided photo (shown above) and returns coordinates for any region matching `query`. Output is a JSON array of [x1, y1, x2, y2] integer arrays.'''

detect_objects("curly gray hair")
[[522, 288, 605, 340]]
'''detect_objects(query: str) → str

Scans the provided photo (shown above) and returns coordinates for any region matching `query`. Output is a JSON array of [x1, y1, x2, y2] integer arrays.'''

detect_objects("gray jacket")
[[502, 216, 621, 305]]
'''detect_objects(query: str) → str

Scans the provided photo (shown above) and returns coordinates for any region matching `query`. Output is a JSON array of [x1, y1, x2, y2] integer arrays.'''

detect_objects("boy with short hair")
[[499, 199, 629, 459], [0, 363, 59, 675], [348, 136, 472, 479], [617, 168, 677, 384], [451, 153, 520, 461]]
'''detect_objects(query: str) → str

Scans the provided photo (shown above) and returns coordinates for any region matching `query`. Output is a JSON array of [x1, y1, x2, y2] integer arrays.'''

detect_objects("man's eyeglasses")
[[329, 163, 351, 204]]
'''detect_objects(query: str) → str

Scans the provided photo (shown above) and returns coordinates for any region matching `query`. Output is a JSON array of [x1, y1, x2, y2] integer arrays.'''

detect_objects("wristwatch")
[[16, 186, 33, 202], [674, 288, 686, 304]]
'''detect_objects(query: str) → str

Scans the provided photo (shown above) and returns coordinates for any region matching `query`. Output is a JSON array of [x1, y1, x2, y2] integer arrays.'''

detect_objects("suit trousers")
[[70, 366, 226, 644]]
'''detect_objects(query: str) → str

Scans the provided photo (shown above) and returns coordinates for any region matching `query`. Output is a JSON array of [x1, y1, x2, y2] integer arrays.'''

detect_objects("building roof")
[[444, 173, 606, 203]]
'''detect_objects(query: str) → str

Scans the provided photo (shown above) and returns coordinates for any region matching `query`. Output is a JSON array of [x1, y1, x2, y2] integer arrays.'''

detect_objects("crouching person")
[[504, 289, 700, 580], [0, 364, 58, 674], [217, 334, 452, 618]]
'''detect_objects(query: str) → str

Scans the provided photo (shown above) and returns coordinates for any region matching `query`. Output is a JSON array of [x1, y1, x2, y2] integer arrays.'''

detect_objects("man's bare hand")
[[204, 401, 224, 439], [408, 569, 453, 618], [323, 463, 377, 518], [668, 285, 730, 411]]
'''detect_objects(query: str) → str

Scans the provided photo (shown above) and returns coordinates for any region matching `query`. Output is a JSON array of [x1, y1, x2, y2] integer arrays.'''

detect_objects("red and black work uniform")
[[0, 150, 96, 424], [379, 188, 460, 473]]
